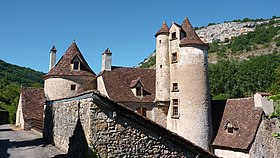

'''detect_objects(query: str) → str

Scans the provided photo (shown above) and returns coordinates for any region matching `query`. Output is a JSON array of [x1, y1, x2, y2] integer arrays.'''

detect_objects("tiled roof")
[[21, 87, 45, 130], [179, 17, 208, 47], [100, 66, 155, 103], [155, 21, 169, 37], [212, 97, 263, 151], [45, 42, 96, 78]]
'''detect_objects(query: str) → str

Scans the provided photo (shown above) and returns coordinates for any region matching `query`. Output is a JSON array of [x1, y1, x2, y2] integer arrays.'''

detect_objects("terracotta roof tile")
[[21, 87, 45, 130], [155, 21, 169, 37], [101, 66, 155, 103], [45, 42, 96, 78], [179, 17, 207, 47], [212, 97, 263, 151]]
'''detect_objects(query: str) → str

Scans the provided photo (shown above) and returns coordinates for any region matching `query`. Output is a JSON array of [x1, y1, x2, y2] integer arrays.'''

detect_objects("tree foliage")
[[209, 54, 280, 100], [0, 60, 45, 123]]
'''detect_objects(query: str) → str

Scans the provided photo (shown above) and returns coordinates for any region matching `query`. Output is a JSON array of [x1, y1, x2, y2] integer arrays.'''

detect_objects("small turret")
[[101, 48, 112, 71], [49, 46, 57, 70], [155, 21, 170, 102]]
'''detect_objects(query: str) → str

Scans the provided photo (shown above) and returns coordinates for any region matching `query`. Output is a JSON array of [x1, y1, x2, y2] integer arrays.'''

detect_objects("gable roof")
[[20, 87, 45, 130], [212, 97, 263, 151], [45, 42, 96, 78], [179, 17, 208, 47], [100, 66, 155, 103], [155, 21, 169, 37], [47, 90, 218, 158]]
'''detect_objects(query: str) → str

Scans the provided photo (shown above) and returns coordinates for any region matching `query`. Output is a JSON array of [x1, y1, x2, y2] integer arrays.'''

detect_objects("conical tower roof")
[[154, 21, 169, 37], [45, 42, 96, 78], [179, 18, 207, 48]]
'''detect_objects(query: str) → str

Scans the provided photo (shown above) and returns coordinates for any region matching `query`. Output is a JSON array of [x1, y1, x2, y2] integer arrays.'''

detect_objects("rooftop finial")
[[73, 39, 76, 43]]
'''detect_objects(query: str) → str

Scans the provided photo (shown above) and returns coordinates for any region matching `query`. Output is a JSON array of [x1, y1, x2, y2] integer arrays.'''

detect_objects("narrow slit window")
[[173, 99, 179, 105], [171, 32, 176, 39], [171, 53, 178, 63]]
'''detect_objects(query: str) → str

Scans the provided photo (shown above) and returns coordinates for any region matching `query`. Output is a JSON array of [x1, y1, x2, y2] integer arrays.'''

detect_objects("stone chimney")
[[49, 46, 57, 70], [101, 48, 112, 71]]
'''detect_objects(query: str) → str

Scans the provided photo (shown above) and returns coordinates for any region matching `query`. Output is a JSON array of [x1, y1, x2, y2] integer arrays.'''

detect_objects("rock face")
[[43, 92, 217, 158], [250, 118, 280, 158]]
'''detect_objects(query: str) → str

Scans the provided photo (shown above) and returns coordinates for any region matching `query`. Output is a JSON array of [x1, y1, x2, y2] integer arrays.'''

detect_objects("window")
[[173, 99, 179, 105], [172, 83, 179, 92], [171, 32, 176, 39], [136, 87, 142, 96], [136, 107, 147, 117], [73, 61, 79, 70], [159, 40, 161, 44], [172, 106, 179, 116], [171, 53, 178, 63], [71, 84, 76, 90], [160, 65, 162, 68]]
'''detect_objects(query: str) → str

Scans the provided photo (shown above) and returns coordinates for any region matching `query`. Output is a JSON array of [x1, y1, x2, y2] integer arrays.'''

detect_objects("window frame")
[[172, 83, 179, 92]]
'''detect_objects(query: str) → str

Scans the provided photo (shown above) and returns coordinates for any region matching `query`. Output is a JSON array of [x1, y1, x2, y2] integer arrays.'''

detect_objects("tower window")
[[71, 84, 76, 90], [136, 107, 147, 117], [160, 65, 162, 68], [171, 32, 176, 40], [172, 83, 179, 92], [159, 40, 161, 44], [73, 61, 79, 70], [171, 53, 178, 63], [173, 99, 179, 105], [172, 106, 179, 116]]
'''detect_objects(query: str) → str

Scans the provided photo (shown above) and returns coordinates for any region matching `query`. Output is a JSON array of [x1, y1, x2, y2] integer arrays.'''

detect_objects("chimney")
[[49, 46, 57, 70], [101, 48, 112, 71]]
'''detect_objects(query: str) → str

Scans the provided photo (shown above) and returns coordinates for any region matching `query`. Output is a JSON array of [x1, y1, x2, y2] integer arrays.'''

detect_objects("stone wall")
[[249, 118, 280, 158], [44, 92, 217, 158]]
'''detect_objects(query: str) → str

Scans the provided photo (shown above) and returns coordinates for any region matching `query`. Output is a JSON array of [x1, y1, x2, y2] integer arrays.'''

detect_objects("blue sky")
[[0, 0, 279, 73]]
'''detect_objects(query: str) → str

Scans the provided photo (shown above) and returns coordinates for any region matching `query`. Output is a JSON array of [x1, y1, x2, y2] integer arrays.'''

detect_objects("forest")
[[0, 59, 44, 123]]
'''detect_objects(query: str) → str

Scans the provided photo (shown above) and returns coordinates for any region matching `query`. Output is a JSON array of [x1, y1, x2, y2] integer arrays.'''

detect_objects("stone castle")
[[15, 17, 279, 157], [44, 17, 212, 150]]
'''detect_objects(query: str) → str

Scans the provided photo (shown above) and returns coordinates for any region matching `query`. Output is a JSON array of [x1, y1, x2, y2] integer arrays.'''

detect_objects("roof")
[[179, 17, 208, 47], [100, 66, 155, 103], [102, 48, 112, 55], [47, 91, 218, 158], [155, 21, 169, 37], [212, 97, 263, 151], [20, 87, 45, 123], [45, 42, 96, 78]]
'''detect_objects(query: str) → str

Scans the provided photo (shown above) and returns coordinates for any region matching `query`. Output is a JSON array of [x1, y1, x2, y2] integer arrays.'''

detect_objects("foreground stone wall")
[[44, 92, 217, 158], [250, 118, 280, 158]]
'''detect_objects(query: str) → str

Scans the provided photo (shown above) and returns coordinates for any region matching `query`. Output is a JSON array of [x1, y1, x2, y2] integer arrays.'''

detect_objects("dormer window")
[[130, 77, 145, 98], [73, 61, 79, 70], [224, 121, 239, 134], [71, 56, 81, 70], [136, 87, 142, 96]]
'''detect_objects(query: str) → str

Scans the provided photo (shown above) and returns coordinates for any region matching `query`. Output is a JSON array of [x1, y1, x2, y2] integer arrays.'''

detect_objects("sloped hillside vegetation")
[[0, 59, 45, 123]]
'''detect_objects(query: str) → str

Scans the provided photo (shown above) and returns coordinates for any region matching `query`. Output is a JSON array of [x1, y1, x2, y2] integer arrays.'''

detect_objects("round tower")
[[155, 21, 170, 102], [44, 42, 97, 101], [167, 18, 213, 150]]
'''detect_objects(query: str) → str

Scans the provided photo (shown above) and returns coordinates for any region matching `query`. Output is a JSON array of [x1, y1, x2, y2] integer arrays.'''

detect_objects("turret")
[[101, 48, 112, 71], [155, 21, 170, 102], [166, 17, 212, 150], [49, 46, 57, 70]]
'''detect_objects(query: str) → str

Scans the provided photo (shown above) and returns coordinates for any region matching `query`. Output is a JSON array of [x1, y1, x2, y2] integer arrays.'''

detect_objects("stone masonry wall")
[[44, 93, 217, 158], [249, 118, 280, 158]]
